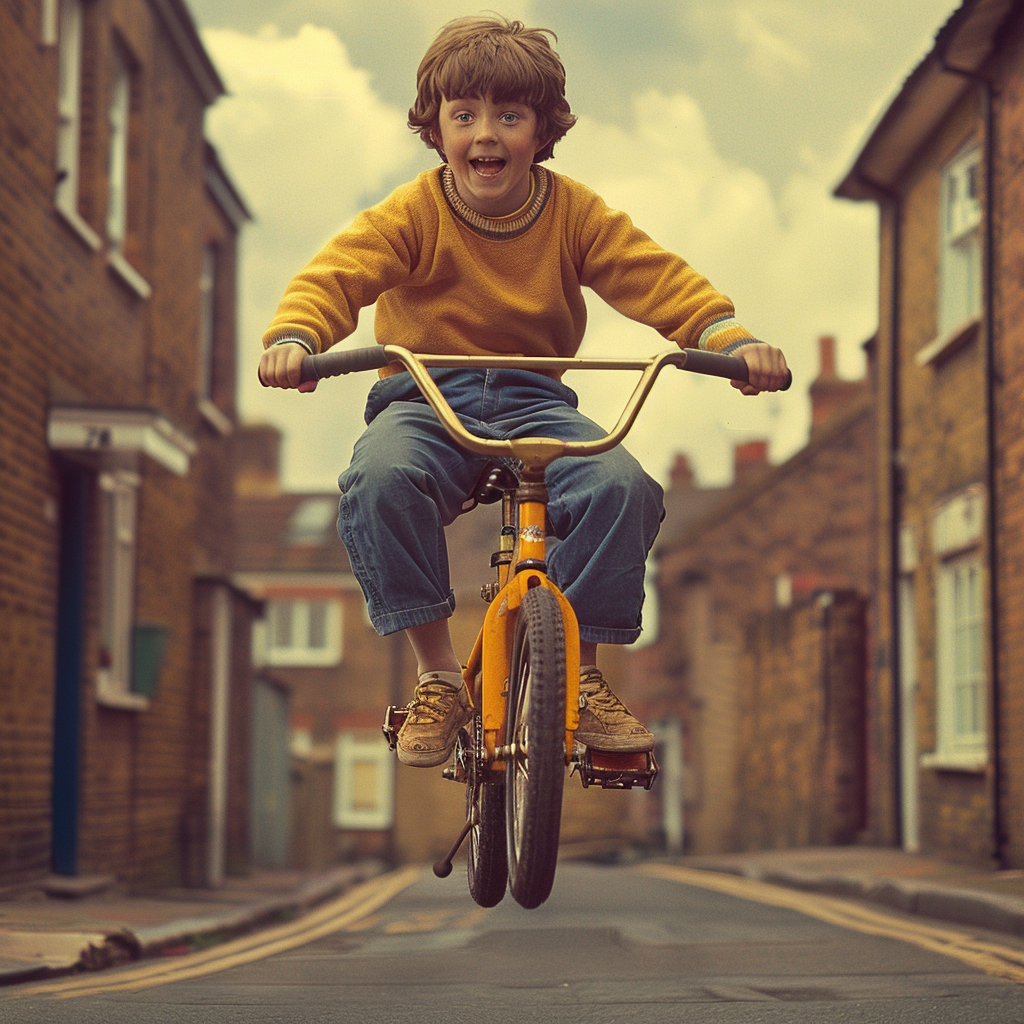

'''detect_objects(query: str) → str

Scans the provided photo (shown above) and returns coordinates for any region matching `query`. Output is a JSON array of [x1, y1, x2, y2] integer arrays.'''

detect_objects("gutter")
[[936, 48, 1005, 867], [852, 171, 905, 851]]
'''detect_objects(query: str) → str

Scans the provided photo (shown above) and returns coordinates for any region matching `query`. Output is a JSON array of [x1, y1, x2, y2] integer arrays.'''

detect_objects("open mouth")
[[470, 157, 506, 178]]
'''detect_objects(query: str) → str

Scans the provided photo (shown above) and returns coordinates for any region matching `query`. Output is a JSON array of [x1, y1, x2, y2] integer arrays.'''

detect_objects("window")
[[105, 40, 150, 297], [106, 44, 130, 251], [935, 553, 985, 761], [287, 498, 338, 546], [938, 147, 982, 338], [96, 470, 146, 709], [55, 0, 99, 247], [926, 485, 987, 768], [266, 598, 342, 666], [333, 733, 394, 830]]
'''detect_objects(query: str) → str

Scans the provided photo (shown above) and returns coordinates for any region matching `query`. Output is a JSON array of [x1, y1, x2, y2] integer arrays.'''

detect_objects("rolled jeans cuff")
[[578, 624, 643, 646], [369, 593, 456, 636]]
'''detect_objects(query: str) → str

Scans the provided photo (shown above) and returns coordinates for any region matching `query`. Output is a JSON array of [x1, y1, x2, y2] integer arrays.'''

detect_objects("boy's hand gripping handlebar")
[[300, 345, 791, 475]]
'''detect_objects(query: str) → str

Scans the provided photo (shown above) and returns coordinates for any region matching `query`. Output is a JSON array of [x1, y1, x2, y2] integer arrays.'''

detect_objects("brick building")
[[0, 0, 252, 890], [630, 337, 875, 854], [835, 0, 1024, 867]]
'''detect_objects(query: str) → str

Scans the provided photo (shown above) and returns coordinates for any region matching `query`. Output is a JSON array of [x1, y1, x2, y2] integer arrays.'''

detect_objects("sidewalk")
[[674, 846, 1024, 940], [0, 861, 383, 986]]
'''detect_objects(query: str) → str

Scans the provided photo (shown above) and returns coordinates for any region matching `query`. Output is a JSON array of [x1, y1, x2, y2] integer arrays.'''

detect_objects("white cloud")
[[202, 24, 433, 490], [733, 5, 811, 81], [550, 88, 877, 485]]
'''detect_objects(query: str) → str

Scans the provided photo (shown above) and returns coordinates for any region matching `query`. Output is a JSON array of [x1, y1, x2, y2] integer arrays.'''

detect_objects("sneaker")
[[396, 671, 473, 768], [575, 667, 655, 753]]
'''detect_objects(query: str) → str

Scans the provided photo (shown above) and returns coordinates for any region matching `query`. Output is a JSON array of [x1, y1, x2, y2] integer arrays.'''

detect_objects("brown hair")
[[408, 15, 576, 163]]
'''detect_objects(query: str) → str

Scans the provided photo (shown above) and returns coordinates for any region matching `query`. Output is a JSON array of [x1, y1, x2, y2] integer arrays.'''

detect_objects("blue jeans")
[[337, 369, 665, 645]]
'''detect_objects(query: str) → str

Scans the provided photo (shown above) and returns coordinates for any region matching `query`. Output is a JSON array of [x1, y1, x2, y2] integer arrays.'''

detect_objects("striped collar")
[[440, 164, 551, 241]]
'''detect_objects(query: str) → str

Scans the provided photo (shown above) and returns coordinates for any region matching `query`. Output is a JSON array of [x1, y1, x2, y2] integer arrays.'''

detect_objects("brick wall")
[[992, 10, 1024, 868], [643, 390, 876, 854], [735, 593, 867, 850], [0, 0, 247, 889]]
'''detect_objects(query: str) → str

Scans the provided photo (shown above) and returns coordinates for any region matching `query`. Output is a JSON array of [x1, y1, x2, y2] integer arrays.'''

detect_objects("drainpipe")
[[853, 170, 903, 848], [937, 51, 1004, 867]]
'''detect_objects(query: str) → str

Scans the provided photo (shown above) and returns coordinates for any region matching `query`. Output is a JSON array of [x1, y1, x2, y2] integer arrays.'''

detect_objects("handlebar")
[[299, 344, 778, 386], [298, 344, 790, 475]]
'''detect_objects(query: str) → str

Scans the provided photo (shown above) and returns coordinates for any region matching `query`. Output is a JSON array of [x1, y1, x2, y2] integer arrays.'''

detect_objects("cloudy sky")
[[189, 0, 960, 491]]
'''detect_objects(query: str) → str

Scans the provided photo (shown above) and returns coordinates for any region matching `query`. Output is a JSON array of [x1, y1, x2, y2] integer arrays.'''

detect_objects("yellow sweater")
[[263, 165, 757, 374]]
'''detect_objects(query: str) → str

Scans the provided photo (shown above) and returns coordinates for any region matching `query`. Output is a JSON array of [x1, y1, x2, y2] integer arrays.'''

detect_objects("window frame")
[[265, 597, 343, 667], [922, 485, 988, 771], [333, 732, 395, 830], [936, 145, 983, 341], [933, 551, 986, 764], [104, 36, 151, 298], [55, 0, 100, 249], [95, 470, 148, 710]]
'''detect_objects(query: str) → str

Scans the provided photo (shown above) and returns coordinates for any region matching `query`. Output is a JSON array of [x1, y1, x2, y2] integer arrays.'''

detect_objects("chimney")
[[809, 335, 866, 431], [235, 424, 282, 496], [818, 334, 837, 379], [669, 452, 695, 490], [733, 439, 769, 488]]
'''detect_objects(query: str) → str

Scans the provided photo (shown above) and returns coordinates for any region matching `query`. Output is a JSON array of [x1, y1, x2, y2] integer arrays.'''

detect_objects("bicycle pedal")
[[381, 705, 409, 750], [572, 747, 659, 790]]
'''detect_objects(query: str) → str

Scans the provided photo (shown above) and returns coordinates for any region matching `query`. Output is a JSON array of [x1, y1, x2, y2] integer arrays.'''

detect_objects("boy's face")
[[435, 96, 546, 218]]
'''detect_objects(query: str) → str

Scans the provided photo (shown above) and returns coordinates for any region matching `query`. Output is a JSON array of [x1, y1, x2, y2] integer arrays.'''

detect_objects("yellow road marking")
[[383, 909, 454, 934], [5, 866, 422, 1000], [638, 863, 1024, 985]]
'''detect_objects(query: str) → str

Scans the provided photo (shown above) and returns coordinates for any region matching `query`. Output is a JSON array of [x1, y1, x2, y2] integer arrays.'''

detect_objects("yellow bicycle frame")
[[461, 495, 581, 769]]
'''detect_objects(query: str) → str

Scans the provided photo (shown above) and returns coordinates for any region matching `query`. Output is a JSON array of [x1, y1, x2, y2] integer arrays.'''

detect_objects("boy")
[[259, 16, 789, 769]]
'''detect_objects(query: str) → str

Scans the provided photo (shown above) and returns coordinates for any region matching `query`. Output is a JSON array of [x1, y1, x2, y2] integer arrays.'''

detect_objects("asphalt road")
[[5, 861, 1024, 1023]]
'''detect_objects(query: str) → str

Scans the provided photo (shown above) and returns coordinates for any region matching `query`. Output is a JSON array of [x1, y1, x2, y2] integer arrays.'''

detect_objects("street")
[[5, 861, 1024, 1022]]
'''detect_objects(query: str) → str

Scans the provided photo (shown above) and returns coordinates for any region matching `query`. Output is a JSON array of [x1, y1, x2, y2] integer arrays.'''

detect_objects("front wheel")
[[465, 720, 507, 907], [505, 585, 567, 909]]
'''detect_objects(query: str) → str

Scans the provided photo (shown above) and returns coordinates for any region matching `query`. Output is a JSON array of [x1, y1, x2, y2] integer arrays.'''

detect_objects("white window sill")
[[915, 317, 981, 367], [266, 650, 342, 668], [107, 249, 152, 299], [96, 675, 150, 711], [199, 399, 234, 435], [56, 202, 102, 251], [920, 750, 987, 773]]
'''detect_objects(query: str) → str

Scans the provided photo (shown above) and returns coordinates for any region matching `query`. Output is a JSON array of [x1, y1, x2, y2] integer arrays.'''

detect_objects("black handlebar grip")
[[680, 349, 792, 391], [301, 346, 391, 383]]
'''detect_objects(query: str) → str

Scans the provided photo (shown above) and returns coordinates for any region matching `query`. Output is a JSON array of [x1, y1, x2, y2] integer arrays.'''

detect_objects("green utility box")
[[131, 622, 169, 698]]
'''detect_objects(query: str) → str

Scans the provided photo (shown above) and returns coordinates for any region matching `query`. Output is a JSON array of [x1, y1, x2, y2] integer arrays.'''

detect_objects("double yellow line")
[[639, 863, 1024, 985], [5, 866, 422, 1001]]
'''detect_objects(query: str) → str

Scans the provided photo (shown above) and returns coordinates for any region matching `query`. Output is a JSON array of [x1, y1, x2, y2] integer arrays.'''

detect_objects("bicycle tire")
[[505, 585, 566, 909], [466, 719, 507, 907]]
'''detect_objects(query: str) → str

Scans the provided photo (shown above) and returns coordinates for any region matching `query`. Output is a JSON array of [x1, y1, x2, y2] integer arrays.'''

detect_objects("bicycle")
[[301, 344, 788, 909]]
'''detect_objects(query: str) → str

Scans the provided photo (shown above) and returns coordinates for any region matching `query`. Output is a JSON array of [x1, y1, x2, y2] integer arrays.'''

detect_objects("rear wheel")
[[465, 719, 507, 907], [505, 585, 566, 909]]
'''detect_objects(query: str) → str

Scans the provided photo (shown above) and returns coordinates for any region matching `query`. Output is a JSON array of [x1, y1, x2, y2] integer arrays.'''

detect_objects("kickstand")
[[432, 809, 477, 878]]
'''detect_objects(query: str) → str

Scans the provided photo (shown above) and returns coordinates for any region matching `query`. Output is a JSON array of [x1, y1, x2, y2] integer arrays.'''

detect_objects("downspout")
[[937, 51, 1003, 866], [853, 170, 903, 847]]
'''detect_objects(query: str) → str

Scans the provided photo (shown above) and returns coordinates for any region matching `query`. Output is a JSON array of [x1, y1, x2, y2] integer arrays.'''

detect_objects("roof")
[[655, 392, 874, 557], [149, 0, 226, 105], [205, 143, 252, 230], [235, 492, 353, 574], [834, 0, 1019, 200]]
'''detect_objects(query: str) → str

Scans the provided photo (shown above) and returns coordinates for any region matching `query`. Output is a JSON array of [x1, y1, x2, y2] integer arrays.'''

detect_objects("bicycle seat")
[[461, 462, 520, 513]]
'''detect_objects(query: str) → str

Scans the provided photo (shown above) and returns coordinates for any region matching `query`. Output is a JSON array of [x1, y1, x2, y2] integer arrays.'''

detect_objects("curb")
[[0, 861, 384, 987], [697, 862, 1024, 940]]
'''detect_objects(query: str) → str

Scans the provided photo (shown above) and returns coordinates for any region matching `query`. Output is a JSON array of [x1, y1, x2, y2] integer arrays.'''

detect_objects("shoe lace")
[[579, 672, 629, 713], [407, 679, 461, 724]]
